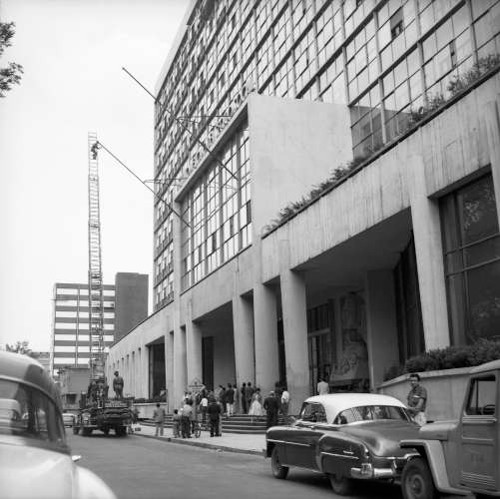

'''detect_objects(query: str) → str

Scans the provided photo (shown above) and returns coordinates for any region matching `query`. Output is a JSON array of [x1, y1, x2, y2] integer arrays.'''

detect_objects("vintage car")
[[63, 412, 76, 428], [0, 351, 116, 499], [266, 392, 420, 495]]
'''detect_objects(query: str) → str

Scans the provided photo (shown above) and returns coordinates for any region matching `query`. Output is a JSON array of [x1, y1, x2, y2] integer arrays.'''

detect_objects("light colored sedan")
[[63, 412, 76, 427], [0, 351, 116, 499], [266, 393, 420, 495]]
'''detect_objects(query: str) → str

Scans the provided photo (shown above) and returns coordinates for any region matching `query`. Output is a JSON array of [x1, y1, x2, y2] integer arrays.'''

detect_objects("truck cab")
[[400, 359, 500, 499]]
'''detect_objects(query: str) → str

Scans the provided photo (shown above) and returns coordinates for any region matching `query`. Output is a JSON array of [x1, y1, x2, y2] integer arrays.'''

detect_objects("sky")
[[0, 0, 189, 351]]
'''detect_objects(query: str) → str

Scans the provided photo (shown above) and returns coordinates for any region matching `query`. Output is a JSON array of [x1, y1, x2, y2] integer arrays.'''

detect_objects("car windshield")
[[0, 379, 66, 444], [334, 405, 410, 424]]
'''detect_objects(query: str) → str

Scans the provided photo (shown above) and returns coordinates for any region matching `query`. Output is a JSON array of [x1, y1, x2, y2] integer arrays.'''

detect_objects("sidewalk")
[[132, 423, 267, 456]]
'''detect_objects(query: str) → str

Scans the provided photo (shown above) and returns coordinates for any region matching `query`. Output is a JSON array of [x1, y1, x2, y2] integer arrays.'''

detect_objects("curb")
[[133, 431, 265, 457]]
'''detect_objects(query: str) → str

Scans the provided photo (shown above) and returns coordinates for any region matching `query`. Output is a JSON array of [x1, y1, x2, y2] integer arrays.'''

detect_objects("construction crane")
[[87, 132, 105, 382]]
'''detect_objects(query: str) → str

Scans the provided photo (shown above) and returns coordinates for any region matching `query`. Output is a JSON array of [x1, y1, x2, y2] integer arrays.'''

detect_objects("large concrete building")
[[51, 272, 148, 375], [107, 0, 500, 413]]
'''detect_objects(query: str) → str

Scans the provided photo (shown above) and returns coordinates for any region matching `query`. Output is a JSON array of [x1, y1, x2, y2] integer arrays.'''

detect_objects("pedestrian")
[[264, 391, 280, 428], [207, 396, 221, 437], [280, 386, 290, 421], [113, 371, 124, 399], [317, 376, 329, 395], [181, 399, 193, 438], [248, 387, 263, 423], [153, 403, 165, 437], [226, 383, 235, 417], [172, 409, 181, 437], [407, 373, 428, 426], [240, 383, 247, 414], [244, 382, 255, 414], [200, 392, 208, 428], [218, 385, 227, 415]]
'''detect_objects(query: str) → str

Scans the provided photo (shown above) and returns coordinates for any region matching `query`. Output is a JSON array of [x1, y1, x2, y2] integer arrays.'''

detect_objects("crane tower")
[[87, 132, 105, 381]]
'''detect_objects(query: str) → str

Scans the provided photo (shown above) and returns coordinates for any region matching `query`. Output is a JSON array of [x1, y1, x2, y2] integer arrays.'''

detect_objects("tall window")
[[440, 174, 500, 345]]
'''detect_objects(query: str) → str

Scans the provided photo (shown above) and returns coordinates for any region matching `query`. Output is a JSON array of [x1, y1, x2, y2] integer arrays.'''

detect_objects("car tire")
[[102, 428, 110, 436], [72, 426, 80, 435], [401, 457, 438, 499], [82, 427, 92, 437], [271, 447, 289, 479], [328, 473, 354, 496]]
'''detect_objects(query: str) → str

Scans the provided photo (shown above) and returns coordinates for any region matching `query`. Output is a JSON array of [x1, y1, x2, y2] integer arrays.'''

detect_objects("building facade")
[[107, 0, 500, 413], [51, 272, 148, 376]]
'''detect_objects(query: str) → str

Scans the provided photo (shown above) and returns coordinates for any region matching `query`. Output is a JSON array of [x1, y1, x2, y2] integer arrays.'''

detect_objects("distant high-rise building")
[[50, 273, 148, 374]]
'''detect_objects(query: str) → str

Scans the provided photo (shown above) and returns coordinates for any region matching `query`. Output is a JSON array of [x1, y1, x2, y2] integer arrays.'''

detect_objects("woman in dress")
[[248, 387, 263, 423]]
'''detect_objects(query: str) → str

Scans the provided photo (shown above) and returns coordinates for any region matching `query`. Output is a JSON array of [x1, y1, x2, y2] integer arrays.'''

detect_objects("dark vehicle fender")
[[317, 432, 366, 477], [400, 439, 464, 495]]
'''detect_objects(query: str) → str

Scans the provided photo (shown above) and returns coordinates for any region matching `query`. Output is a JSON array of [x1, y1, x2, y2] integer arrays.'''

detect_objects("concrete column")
[[172, 326, 187, 408], [253, 282, 279, 394], [365, 270, 399, 389], [232, 295, 255, 388], [407, 155, 450, 350], [484, 94, 500, 224], [280, 269, 309, 414], [186, 316, 203, 386], [165, 333, 174, 410]]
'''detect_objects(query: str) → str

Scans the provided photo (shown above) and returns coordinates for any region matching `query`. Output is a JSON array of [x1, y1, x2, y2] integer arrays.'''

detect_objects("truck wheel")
[[401, 457, 437, 499], [82, 427, 92, 437], [116, 426, 127, 437], [271, 447, 289, 479], [328, 474, 354, 496]]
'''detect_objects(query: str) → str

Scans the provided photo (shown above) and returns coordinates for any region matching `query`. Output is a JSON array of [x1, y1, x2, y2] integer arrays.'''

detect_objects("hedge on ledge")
[[384, 339, 500, 381]]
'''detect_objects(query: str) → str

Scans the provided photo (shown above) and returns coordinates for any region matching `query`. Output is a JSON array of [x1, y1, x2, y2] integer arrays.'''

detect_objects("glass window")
[[465, 375, 496, 416], [441, 175, 500, 345]]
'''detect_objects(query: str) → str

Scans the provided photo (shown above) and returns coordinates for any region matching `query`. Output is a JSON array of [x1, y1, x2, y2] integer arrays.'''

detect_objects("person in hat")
[[263, 390, 280, 429], [113, 371, 124, 399]]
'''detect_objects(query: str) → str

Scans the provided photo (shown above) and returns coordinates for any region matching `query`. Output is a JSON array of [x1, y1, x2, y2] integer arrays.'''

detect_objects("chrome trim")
[[351, 466, 395, 479], [321, 451, 358, 460]]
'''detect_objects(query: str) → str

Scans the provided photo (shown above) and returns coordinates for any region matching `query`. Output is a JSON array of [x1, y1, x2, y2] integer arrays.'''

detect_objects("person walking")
[[153, 403, 165, 437], [248, 387, 263, 423], [245, 382, 255, 414], [226, 383, 235, 417], [207, 396, 222, 437], [113, 371, 124, 399], [280, 387, 290, 421], [240, 383, 247, 414], [181, 400, 193, 438], [263, 391, 280, 429], [407, 373, 428, 426], [317, 377, 329, 395]]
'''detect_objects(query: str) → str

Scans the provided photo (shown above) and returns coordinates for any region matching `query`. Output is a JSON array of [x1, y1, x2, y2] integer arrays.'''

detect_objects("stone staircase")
[[141, 413, 287, 434]]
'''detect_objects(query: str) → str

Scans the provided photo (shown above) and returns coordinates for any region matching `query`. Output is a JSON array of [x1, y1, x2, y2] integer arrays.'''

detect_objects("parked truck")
[[73, 380, 132, 437], [400, 359, 500, 499]]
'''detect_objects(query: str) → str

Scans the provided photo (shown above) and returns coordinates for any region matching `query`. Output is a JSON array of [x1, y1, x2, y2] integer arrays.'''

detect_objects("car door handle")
[[343, 450, 354, 455]]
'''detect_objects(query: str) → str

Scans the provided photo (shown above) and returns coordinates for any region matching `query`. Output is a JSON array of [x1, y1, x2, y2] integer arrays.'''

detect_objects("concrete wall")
[[378, 368, 472, 421], [114, 272, 149, 342], [248, 94, 353, 235]]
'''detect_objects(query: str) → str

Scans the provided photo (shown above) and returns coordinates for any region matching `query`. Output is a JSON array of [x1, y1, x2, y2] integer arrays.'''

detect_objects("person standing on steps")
[[263, 391, 280, 429]]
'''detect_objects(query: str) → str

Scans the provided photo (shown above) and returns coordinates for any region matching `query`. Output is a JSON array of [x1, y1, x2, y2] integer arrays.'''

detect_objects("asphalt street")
[[67, 431, 404, 499]]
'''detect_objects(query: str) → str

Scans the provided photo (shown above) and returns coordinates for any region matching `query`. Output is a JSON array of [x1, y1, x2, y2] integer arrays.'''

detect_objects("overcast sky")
[[0, 0, 189, 351]]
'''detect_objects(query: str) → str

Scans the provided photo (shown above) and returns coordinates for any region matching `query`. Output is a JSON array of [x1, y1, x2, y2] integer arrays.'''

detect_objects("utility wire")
[[91, 141, 190, 228], [122, 66, 238, 182]]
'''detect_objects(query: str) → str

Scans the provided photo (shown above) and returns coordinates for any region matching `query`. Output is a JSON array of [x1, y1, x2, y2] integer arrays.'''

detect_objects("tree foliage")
[[5, 340, 37, 358], [0, 21, 23, 97]]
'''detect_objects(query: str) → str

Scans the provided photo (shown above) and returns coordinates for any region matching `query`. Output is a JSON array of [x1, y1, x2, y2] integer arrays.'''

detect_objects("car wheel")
[[328, 473, 354, 496], [401, 457, 437, 499], [72, 426, 80, 435], [82, 427, 92, 436], [271, 447, 289, 479], [102, 428, 110, 436]]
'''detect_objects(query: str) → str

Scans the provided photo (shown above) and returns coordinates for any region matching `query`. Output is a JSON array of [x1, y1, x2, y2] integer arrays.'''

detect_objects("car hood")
[[0, 443, 75, 498], [0, 441, 116, 499], [340, 421, 420, 456]]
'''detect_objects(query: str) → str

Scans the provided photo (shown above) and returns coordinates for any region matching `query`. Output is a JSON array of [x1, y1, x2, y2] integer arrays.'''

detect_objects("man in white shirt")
[[317, 377, 329, 395]]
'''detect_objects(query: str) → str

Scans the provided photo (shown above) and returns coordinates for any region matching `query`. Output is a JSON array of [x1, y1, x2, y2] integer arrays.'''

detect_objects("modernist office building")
[[51, 272, 148, 375], [107, 0, 500, 412]]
